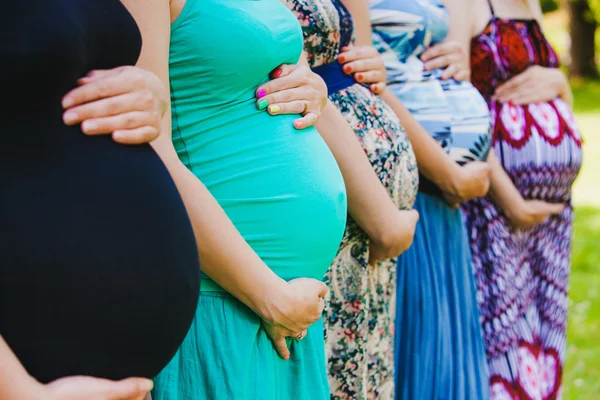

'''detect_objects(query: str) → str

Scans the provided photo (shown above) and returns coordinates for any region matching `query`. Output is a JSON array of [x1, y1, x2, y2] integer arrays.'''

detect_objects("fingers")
[[370, 82, 386, 94], [270, 64, 294, 79], [62, 70, 144, 109], [355, 70, 386, 85], [256, 65, 305, 99], [338, 45, 379, 64], [544, 202, 566, 215], [106, 378, 154, 400], [272, 335, 291, 360], [293, 112, 319, 130], [493, 71, 530, 99], [78, 111, 159, 136], [342, 58, 383, 75], [423, 54, 453, 71], [420, 41, 460, 62], [258, 87, 312, 111], [63, 91, 155, 126], [315, 281, 328, 299], [112, 126, 161, 145]]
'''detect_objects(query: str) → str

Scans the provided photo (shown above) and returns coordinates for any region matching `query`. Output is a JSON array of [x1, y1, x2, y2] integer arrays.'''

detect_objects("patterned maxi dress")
[[464, 2, 583, 399], [282, 0, 419, 398], [370, 1, 491, 399]]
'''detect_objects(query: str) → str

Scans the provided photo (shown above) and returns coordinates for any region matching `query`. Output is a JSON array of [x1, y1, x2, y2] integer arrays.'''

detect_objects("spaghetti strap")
[[487, 0, 495, 15]]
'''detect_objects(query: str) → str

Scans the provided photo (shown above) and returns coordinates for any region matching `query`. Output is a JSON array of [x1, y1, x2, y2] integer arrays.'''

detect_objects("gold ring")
[[295, 332, 305, 341]]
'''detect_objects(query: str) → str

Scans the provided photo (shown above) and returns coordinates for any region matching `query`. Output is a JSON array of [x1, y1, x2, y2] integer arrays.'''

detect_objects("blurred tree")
[[564, 0, 598, 77]]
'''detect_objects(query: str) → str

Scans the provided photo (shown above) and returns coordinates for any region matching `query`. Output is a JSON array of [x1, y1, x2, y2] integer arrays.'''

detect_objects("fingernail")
[[81, 120, 97, 132], [356, 73, 363, 81], [257, 89, 267, 98], [268, 105, 280, 114], [62, 97, 73, 109], [343, 65, 352, 74], [284, 355, 290, 360], [63, 111, 78, 125], [272, 68, 283, 78], [338, 55, 346, 63], [257, 99, 269, 110], [294, 120, 304, 129]]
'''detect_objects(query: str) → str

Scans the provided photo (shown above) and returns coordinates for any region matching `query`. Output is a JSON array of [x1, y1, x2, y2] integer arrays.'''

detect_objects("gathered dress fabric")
[[0, 0, 200, 383], [151, 0, 347, 399], [370, 1, 491, 399], [283, 1, 419, 398], [465, 2, 582, 399]]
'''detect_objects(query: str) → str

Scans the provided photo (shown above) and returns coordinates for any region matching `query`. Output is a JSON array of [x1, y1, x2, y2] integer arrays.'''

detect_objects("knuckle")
[[140, 90, 155, 108]]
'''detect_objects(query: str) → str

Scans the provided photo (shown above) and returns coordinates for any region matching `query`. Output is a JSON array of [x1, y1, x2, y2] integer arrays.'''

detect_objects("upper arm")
[[443, 0, 475, 53], [339, 0, 373, 46], [120, 0, 178, 160]]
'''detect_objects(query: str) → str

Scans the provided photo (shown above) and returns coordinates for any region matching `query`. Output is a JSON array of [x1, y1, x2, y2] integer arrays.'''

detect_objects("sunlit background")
[[542, 0, 600, 397]]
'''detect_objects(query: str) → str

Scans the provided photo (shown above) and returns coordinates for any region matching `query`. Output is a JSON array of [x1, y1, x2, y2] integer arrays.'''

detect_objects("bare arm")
[[339, 0, 372, 46], [316, 101, 410, 240], [0, 335, 41, 399], [442, 0, 473, 52]]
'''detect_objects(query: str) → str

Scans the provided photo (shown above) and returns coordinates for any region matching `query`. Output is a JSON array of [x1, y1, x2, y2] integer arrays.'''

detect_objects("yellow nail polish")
[[268, 105, 280, 114]]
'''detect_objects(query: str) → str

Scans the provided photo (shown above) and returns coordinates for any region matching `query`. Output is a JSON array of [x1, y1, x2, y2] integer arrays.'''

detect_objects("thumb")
[[315, 281, 328, 298], [104, 378, 154, 400], [270, 64, 294, 79]]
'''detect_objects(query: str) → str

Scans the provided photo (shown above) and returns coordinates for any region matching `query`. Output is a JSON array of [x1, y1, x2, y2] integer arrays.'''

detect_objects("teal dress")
[[152, 0, 347, 399]]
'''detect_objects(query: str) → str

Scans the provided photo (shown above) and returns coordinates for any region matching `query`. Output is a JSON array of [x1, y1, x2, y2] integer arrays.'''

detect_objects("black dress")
[[0, 0, 200, 383]]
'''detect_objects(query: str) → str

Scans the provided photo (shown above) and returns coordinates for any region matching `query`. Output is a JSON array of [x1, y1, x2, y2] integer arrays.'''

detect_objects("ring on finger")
[[295, 331, 305, 341]]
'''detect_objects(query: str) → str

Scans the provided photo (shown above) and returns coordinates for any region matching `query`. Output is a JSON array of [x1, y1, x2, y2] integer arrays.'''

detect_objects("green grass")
[[543, 12, 600, 399], [564, 81, 600, 399]]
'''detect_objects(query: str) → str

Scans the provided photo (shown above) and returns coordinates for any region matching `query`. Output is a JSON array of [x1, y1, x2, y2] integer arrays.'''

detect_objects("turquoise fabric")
[[153, 0, 347, 398], [153, 293, 330, 399], [396, 193, 490, 400]]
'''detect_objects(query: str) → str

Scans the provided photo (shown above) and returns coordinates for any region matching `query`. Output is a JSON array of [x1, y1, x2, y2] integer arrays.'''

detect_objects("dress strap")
[[487, 0, 495, 16]]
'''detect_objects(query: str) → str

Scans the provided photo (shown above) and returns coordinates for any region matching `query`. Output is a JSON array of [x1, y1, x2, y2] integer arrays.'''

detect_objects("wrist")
[[254, 277, 291, 324], [435, 162, 463, 196]]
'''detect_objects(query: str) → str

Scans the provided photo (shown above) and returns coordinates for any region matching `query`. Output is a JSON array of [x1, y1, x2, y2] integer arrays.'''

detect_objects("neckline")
[[472, 15, 539, 42]]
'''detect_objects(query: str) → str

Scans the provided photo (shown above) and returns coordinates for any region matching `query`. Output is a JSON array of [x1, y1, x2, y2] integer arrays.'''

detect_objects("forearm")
[[379, 89, 460, 192], [487, 151, 525, 217], [0, 335, 41, 399], [316, 101, 399, 240], [152, 136, 285, 320]]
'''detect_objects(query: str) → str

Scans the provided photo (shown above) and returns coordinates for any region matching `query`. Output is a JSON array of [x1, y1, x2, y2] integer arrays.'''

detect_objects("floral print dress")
[[282, 0, 418, 398], [465, 2, 583, 399]]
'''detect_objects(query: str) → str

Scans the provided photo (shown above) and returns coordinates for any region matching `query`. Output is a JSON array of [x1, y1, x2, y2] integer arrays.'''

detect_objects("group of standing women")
[[1, 0, 581, 399]]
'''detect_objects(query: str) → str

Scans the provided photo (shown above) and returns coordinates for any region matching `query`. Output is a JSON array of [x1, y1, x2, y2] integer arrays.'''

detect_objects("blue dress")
[[369, 0, 491, 398]]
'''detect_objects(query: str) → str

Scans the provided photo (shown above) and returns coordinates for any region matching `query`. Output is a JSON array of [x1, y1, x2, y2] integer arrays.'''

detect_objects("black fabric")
[[0, 0, 200, 383]]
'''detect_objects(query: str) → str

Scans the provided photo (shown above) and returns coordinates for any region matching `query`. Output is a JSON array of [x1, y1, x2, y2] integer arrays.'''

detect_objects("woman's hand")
[[255, 64, 327, 130], [504, 199, 565, 230], [420, 40, 470, 81], [42, 376, 153, 400], [260, 278, 327, 359], [492, 66, 570, 105], [368, 209, 419, 265], [338, 45, 387, 94], [441, 161, 492, 208], [62, 66, 168, 145]]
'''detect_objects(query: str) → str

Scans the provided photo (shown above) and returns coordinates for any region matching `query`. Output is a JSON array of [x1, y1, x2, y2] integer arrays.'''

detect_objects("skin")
[[447, 0, 569, 229], [339, 0, 492, 209]]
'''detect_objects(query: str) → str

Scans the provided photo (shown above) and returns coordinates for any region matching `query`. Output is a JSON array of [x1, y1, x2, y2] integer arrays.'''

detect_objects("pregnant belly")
[[0, 134, 200, 382], [182, 114, 347, 287]]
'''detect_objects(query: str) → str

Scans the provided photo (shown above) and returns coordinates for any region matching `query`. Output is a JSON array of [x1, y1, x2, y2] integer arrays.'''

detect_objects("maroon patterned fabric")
[[463, 10, 582, 400]]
